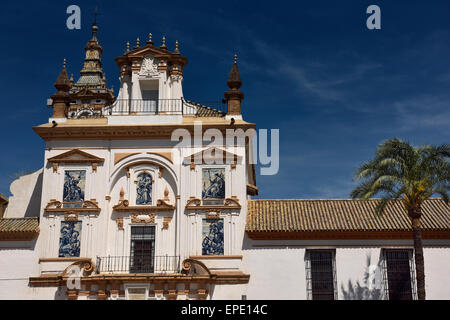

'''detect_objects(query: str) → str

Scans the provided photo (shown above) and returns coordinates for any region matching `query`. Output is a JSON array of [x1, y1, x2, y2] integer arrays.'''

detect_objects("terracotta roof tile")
[[0, 217, 39, 233], [246, 199, 450, 233]]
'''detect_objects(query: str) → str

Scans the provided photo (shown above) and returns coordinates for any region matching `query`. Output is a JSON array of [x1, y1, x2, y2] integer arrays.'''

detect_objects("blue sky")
[[0, 0, 449, 199]]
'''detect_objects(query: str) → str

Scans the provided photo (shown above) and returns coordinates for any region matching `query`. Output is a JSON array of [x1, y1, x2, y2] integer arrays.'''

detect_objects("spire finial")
[[136, 37, 140, 48], [126, 41, 130, 53], [147, 33, 153, 45], [90, 7, 99, 41], [227, 55, 242, 90], [54, 58, 71, 92], [174, 40, 180, 54], [160, 36, 167, 49], [234, 54, 238, 64]]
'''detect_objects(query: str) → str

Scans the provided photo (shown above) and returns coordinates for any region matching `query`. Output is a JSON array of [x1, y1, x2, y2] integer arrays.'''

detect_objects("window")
[[63, 170, 86, 208], [382, 249, 415, 300], [306, 250, 336, 300], [58, 221, 82, 257], [130, 226, 155, 273], [202, 219, 224, 255], [136, 172, 152, 205]]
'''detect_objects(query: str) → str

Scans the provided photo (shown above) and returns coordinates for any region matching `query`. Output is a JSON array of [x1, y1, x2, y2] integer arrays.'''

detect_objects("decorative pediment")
[[44, 199, 101, 214], [185, 197, 241, 211], [48, 149, 104, 172], [184, 147, 242, 170], [113, 199, 175, 212]]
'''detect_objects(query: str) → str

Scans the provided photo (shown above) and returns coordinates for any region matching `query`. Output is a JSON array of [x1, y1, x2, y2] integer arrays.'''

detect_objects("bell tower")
[[225, 54, 244, 119]]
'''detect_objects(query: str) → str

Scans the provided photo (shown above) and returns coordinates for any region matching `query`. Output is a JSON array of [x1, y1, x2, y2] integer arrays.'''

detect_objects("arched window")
[[136, 172, 152, 205]]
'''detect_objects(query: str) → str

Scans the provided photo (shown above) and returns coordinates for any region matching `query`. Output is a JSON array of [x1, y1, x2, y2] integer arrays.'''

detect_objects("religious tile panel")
[[202, 219, 224, 255], [136, 172, 152, 205], [202, 168, 225, 200], [63, 170, 86, 207], [58, 221, 82, 257]]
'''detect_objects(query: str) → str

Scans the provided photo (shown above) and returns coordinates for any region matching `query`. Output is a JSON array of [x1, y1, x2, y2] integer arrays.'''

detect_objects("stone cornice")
[[185, 197, 241, 211], [33, 123, 256, 141], [246, 230, 450, 241], [113, 199, 175, 212], [44, 199, 101, 214]]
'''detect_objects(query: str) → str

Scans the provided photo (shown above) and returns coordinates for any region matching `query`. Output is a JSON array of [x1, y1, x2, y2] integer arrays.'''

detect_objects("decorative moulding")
[[163, 217, 172, 229], [64, 212, 79, 221], [44, 199, 101, 214], [113, 199, 175, 212], [184, 147, 241, 170], [185, 197, 241, 211], [116, 217, 124, 230], [206, 211, 221, 219], [147, 152, 173, 164], [131, 213, 155, 223], [47, 149, 104, 172], [246, 184, 259, 196], [33, 122, 257, 141], [114, 152, 140, 165]]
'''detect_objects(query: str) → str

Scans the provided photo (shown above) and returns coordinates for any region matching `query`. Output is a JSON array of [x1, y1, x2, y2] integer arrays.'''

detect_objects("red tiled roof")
[[0, 217, 39, 240], [246, 199, 450, 239]]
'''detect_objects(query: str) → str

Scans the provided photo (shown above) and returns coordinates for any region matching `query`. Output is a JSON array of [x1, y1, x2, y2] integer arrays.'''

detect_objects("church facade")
[[0, 24, 449, 300]]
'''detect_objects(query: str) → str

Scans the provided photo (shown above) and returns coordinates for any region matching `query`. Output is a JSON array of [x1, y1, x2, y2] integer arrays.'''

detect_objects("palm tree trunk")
[[412, 217, 426, 300]]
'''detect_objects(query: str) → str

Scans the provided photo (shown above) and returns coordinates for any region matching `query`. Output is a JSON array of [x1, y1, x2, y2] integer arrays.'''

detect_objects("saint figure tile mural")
[[58, 221, 82, 257], [63, 170, 86, 207], [202, 168, 225, 200], [136, 172, 152, 205], [202, 219, 224, 255]]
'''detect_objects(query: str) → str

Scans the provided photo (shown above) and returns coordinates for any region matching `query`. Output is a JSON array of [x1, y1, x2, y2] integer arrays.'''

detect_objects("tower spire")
[[224, 54, 244, 116], [51, 59, 71, 118], [67, 21, 114, 118]]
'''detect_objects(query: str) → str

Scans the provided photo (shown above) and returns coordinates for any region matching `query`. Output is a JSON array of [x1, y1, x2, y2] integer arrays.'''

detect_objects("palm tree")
[[350, 138, 449, 300]]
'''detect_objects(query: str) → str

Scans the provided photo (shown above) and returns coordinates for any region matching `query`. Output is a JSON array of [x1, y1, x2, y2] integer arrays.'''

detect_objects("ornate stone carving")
[[164, 186, 170, 201], [113, 199, 175, 212], [139, 55, 159, 77], [185, 197, 241, 210], [181, 259, 212, 276], [44, 199, 101, 213], [206, 211, 220, 219], [64, 212, 79, 221], [170, 74, 183, 82], [62, 258, 95, 278], [116, 217, 124, 230], [131, 213, 155, 223], [163, 217, 172, 229]]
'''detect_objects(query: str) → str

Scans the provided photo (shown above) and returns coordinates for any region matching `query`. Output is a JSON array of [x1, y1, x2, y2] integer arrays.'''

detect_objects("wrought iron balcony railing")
[[95, 255, 180, 274], [53, 98, 226, 119], [96, 99, 224, 117]]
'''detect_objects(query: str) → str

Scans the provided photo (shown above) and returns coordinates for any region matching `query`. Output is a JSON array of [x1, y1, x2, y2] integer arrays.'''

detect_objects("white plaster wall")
[[210, 283, 247, 300], [335, 247, 381, 300], [243, 244, 307, 300], [0, 245, 39, 299], [423, 247, 450, 300], [242, 239, 450, 300], [4, 169, 43, 218]]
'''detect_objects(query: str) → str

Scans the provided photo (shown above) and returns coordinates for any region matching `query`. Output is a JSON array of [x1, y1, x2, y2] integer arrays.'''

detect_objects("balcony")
[[66, 99, 225, 118], [95, 255, 180, 274]]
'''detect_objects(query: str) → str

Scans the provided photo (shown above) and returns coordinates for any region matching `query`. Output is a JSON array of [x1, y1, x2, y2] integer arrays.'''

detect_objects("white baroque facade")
[[0, 24, 449, 300]]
